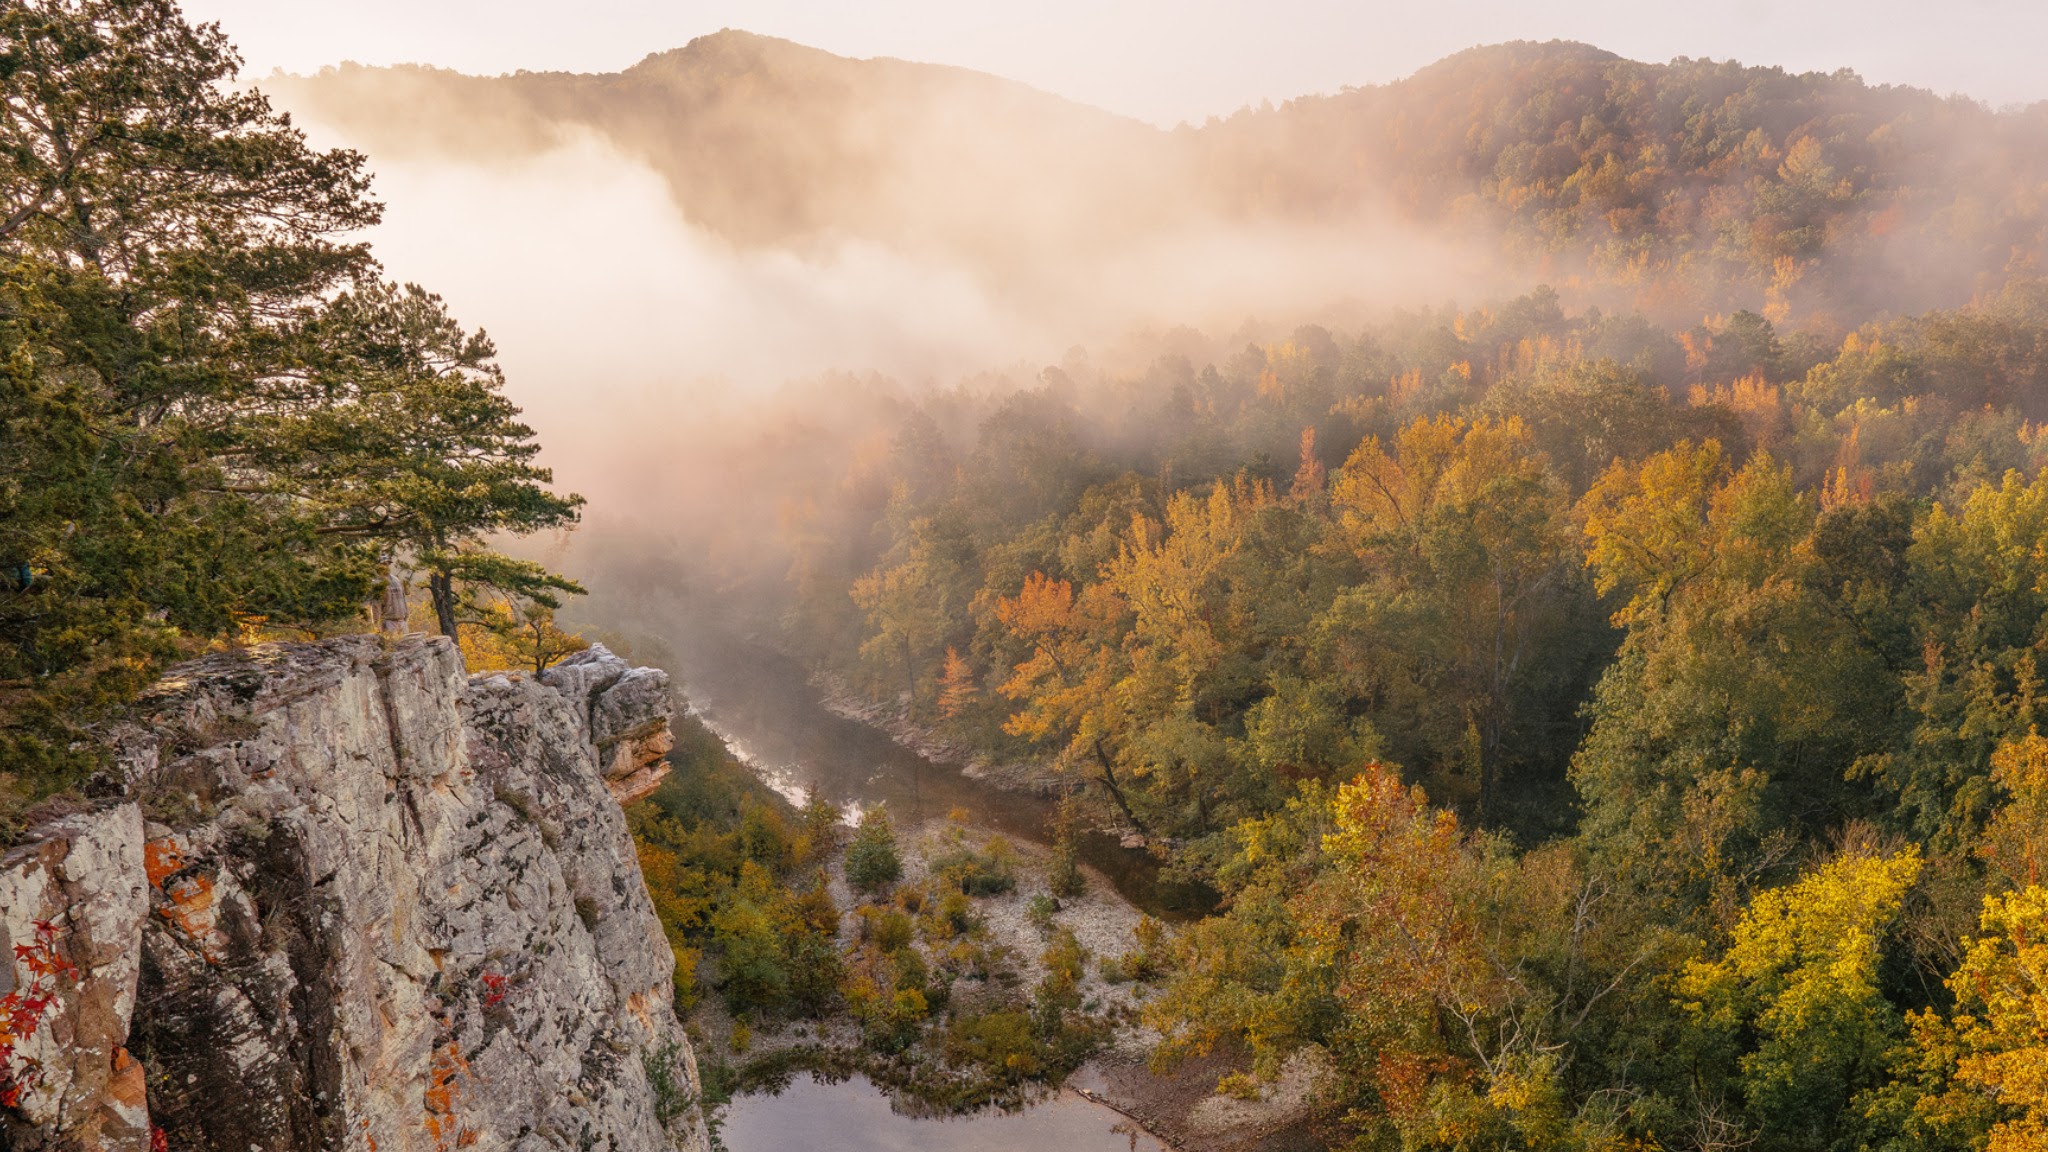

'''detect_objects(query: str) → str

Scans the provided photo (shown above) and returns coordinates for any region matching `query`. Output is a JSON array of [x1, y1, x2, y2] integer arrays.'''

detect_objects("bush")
[[927, 889, 978, 940], [932, 835, 1017, 897], [850, 971, 929, 1053], [944, 1009, 1042, 1081], [1036, 927, 1089, 1019], [858, 905, 916, 954], [846, 806, 903, 893], [1026, 893, 1059, 936], [1217, 1071, 1262, 1101], [1112, 916, 1171, 983]]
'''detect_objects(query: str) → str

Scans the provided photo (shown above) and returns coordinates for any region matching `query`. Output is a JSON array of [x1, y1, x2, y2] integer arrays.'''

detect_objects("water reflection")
[[720, 1074, 1168, 1152]]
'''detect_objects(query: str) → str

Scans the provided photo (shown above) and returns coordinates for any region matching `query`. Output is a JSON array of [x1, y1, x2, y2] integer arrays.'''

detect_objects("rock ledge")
[[0, 636, 706, 1152]]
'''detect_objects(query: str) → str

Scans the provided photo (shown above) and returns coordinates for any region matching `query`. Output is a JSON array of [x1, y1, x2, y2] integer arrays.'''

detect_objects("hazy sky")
[[182, 0, 2048, 126]]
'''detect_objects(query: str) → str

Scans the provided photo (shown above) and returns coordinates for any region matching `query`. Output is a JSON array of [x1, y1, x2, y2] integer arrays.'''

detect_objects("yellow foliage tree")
[[937, 646, 978, 721], [1677, 848, 1922, 1141], [1986, 730, 2048, 888], [1948, 886, 2048, 1152]]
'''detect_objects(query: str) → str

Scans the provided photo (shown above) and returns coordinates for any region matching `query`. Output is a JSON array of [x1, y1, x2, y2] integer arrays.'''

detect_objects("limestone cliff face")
[[0, 637, 708, 1152]]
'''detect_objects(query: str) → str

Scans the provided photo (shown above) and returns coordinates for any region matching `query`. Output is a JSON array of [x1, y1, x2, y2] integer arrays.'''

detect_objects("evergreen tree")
[[0, 0, 581, 805]]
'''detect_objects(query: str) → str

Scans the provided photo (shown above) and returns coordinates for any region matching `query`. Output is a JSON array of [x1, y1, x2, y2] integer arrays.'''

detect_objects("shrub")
[[846, 806, 903, 893], [1026, 893, 1059, 936], [1036, 927, 1089, 1019], [1113, 916, 1171, 983], [643, 1041, 699, 1126], [937, 881, 983, 938], [932, 831, 1017, 897], [1217, 1071, 1262, 1101], [852, 975, 928, 1053], [858, 905, 916, 953], [944, 1009, 1042, 1081]]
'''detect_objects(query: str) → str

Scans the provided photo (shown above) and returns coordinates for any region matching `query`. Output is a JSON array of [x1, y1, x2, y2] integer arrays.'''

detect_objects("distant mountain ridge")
[[271, 30, 2048, 327]]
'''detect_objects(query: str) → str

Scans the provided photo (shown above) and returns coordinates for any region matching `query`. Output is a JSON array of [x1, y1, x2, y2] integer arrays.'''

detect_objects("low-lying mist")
[[277, 59, 1500, 620], [264, 31, 2048, 652]]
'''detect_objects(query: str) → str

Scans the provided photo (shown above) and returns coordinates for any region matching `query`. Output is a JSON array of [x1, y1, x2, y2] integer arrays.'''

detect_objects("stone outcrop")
[[541, 649, 677, 807], [0, 637, 705, 1152]]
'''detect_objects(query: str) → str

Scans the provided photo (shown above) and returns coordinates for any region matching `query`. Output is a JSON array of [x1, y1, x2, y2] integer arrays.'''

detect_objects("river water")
[[655, 624, 1189, 1149], [666, 626, 1211, 919], [720, 1074, 1168, 1152]]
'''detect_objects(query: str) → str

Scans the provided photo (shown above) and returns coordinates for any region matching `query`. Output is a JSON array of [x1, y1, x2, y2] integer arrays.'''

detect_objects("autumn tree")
[[1676, 848, 1923, 1150], [1321, 415, 1584, 819], [937, 647, 978, 721], [996, 570, 1145, 830], [1944, 886, 2048, 1151]]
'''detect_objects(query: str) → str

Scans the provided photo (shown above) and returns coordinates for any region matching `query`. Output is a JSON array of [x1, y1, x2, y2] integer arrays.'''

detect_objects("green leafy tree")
[[845, 804, 903, 893]]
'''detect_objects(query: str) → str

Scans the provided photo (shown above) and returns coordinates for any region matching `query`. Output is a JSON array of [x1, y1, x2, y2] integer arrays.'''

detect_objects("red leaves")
[[0, 919, 76, 1110], [479, 970, 508, 1008]]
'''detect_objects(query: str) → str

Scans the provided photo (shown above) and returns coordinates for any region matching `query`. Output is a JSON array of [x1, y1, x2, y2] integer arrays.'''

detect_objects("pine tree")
[[0, 0, 582, 803], [844, 806, 902, 893]]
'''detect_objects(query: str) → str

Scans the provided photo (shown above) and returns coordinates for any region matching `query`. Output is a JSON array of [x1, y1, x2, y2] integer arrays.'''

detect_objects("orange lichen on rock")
[[142, 838, 184, 888], [424, 1040, 470, 1151], [156, 872, 221, 962]]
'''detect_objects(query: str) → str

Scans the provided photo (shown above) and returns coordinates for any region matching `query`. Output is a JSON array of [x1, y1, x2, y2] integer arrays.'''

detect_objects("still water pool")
[[719, 1074, 1168, 1152]]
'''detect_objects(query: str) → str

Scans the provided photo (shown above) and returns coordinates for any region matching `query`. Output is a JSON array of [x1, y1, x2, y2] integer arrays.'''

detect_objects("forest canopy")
[[608, 271, 2048, 1149]]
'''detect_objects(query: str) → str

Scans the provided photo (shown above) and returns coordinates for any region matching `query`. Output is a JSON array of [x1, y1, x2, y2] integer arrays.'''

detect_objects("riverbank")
[[1075, 1043, 1327, 1152], [682, 811, 1318, 1152], [813, 673, 1071, 798], [648, 636, 1307, 1149]]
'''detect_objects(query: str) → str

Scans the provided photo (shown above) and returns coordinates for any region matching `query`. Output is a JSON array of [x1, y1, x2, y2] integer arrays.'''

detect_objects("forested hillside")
[[278, 33, 2048, 325], [623, 275, 2048, 1148], [1191, 41, 2048, 323], [12, 6, 2048, 1148]]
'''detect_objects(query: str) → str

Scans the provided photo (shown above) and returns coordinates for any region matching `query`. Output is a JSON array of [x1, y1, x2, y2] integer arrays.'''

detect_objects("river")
[[665, 625, 1211, 919], [719, 1074, 1168, 1152], [650, 623, 1194, 1149]]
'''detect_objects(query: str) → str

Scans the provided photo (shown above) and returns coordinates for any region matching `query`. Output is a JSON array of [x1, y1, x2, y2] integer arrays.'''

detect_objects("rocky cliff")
[[0, 636, 708, 1152]]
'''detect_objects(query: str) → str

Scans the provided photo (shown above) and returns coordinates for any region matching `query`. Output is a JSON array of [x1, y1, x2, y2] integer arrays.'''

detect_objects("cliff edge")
[[0, 636, 708, 1152]]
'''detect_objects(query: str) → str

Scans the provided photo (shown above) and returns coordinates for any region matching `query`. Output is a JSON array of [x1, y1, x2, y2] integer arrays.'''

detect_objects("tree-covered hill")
[[266, 31, 1186, 286], [1194, 41, 2048, 324], [275, 33, 2048, 327]]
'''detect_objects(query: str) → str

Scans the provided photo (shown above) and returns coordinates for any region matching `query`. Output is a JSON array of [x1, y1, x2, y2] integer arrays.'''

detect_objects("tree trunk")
[[1092, 739, 1150, 838], [429, 570, 458, 639]]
